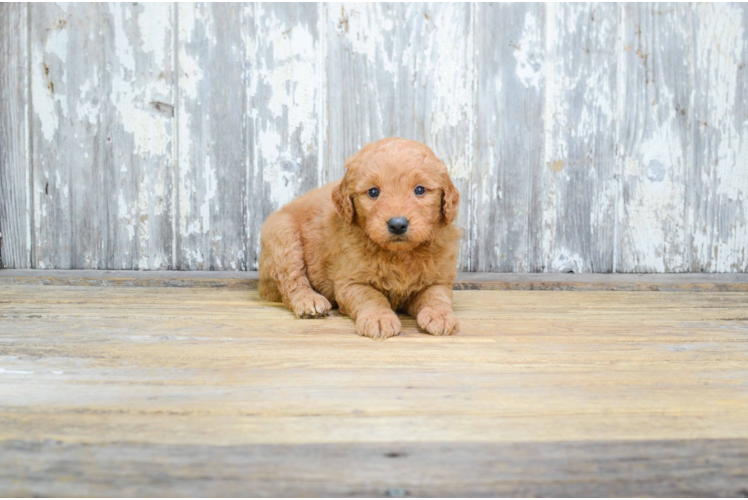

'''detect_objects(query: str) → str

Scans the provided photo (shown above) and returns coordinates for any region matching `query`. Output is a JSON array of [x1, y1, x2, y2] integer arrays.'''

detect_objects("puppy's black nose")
[[387, 217, 409, 235]]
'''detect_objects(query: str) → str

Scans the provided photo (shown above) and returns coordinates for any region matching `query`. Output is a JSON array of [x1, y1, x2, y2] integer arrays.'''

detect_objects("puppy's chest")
[[365, 256, 434, 305]]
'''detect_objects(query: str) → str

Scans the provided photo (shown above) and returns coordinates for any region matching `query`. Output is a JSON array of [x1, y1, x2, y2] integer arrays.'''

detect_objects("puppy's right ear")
[[333, 177, 354, 224]]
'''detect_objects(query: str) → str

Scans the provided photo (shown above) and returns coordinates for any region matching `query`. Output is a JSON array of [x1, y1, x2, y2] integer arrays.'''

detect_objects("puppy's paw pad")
[[416, 307, 459, 336], [291, 293, 332, 319], [356, 310, 402, 340]]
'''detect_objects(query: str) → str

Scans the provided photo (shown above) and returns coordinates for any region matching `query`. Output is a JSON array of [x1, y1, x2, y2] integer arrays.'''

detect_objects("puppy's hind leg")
[[259, 212, 331, 318]]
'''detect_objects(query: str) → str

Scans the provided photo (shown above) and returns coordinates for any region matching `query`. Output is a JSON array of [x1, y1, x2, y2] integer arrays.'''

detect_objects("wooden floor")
[[1, 280, 748, 496]]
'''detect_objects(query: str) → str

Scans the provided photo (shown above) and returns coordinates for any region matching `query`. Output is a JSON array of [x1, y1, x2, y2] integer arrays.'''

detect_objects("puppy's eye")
[[368, 187, 380, 199], [414, 186, 426, 196]]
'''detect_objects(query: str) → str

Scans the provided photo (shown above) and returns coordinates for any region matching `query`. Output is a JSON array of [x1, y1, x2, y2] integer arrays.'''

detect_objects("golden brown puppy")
[[258, 137, 460, 339]]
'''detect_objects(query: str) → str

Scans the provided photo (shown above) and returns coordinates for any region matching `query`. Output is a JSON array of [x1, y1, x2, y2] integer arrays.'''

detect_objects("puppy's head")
[[333, 138, 459, 252]]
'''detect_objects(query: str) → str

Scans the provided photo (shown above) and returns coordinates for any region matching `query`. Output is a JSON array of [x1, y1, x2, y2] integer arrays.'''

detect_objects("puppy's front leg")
[[336, 283, 401, 340], [408, 285, 459, 336]]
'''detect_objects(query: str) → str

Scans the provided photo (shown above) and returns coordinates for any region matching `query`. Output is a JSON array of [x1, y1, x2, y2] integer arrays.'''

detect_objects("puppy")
[[258, 137, 460, 339]]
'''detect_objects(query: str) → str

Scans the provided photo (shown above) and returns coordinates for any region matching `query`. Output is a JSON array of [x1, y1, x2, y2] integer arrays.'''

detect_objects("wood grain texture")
[[543, 3, 618, 273], [1, 285, 748, 495], [691, 3, 748, 272], [2, 3, 748, 272], [29, 3, 174, 270], [619, 4, 692, 273], [325, 3, 473, 267], [3, 439, 748, 497], [104, 3, 175, 270], [0, 3, 30, 269], [176, 3, 245, 271], [31, 3, 99, 269], [472, 3, 545, 272], [246, 3, 323, 271]]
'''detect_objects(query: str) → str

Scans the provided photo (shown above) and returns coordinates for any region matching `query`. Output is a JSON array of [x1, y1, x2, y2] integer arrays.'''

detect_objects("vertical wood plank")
[[472, 3, 545, 272], [618, 4, 693, 273], [31, 3, 174, 269], [245, 3, 323, 271], [542, 3, 618, 273], [103, 3, 175, 270], [31, 3, 101, 269], [691, 4, 748, 272], [177, 3, 246, 270], [325, 3, 473, 268], [0, 3, 30, 268]]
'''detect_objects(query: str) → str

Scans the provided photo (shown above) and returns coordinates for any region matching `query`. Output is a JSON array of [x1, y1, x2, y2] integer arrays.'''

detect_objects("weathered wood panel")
[[543, 3, 618, 273], [246, 3, 323, 270], [105, 3, 175, 270], [326, 3, 473, 267], [2, 3, 748, 272], [31, 3, 99, 269], [691, 3, 748, 272], [29, 3, 174, 270], [177, 3, 246, 270], [472, 3, 545, 272], [0, 3, 30, 269], [619, 4, 692, 273]]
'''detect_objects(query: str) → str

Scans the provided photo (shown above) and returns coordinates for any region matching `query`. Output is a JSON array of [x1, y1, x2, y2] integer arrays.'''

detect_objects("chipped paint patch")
[[692, 3, 748, 272], [515, 10, 543, 89]]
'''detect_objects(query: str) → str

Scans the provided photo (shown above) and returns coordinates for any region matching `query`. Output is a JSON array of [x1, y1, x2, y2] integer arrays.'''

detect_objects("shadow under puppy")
[[259, 137, 460, 339]]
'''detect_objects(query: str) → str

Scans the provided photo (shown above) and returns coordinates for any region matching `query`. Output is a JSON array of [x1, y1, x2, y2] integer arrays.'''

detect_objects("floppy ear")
[[441, 173, 459, 225], [332, 176, 354, 225]]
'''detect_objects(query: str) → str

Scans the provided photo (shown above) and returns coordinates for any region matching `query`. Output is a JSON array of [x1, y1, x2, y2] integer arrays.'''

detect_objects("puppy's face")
[[333, 138, 459, 252]]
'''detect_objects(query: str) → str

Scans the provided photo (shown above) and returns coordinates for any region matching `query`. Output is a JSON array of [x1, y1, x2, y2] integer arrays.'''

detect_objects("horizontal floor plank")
[[2, 285, 748, 496], [3, 439, 748, 497]]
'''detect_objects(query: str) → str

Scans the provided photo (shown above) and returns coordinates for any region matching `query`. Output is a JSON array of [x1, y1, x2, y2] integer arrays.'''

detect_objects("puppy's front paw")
[[356, 309, 402, 340], [416, 307, 459, 336], [290, 292, 332, 318]]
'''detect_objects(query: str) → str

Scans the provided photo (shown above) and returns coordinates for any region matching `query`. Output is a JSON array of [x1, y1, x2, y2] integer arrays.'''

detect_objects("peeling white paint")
[[10, 3, 748, 273], [552, 249, 585, 273], [515, 10, 543, 89], [138, 3, 170, 65], [110, 6, 171, 158], [32, 42, 68, 143], [623, 128, 688, 272], [253, 6, 320, 209], [691, 3, 748, 271]]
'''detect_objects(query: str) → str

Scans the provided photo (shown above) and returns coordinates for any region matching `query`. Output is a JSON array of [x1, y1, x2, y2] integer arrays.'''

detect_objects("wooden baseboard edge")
[[1, 270, 746, 291]]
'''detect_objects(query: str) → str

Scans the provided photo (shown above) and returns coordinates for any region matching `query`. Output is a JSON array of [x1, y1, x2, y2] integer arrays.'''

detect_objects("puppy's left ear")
[[333, 177, 354, 225], [441, 173, 459, 225]]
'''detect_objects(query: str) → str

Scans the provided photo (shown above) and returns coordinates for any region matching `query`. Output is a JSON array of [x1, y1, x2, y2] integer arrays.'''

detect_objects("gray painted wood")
[[472, 3, 545, 272], [177, 3, 246, 270], [246, 3, 323, 271], [29, 3, 174, 270], [0, 3, 30, 269], [619, 4, 693, 273], [103, 3, 175, 270], [691, 3, 748, 272], [1, 3, 747, 272], [543, 3, 618, 273], [31, 3, 98, 269]]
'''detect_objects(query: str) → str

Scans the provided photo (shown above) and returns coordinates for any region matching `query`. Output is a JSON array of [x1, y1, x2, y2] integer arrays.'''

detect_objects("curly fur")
[[258, 137, 461, 339]]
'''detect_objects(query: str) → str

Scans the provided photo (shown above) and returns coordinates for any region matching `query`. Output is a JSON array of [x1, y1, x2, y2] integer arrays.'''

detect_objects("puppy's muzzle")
[[387, 217, 409, 235]]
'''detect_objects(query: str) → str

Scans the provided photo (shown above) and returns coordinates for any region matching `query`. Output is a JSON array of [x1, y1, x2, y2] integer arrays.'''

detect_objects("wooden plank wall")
[[1, 3, 746, 272]]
